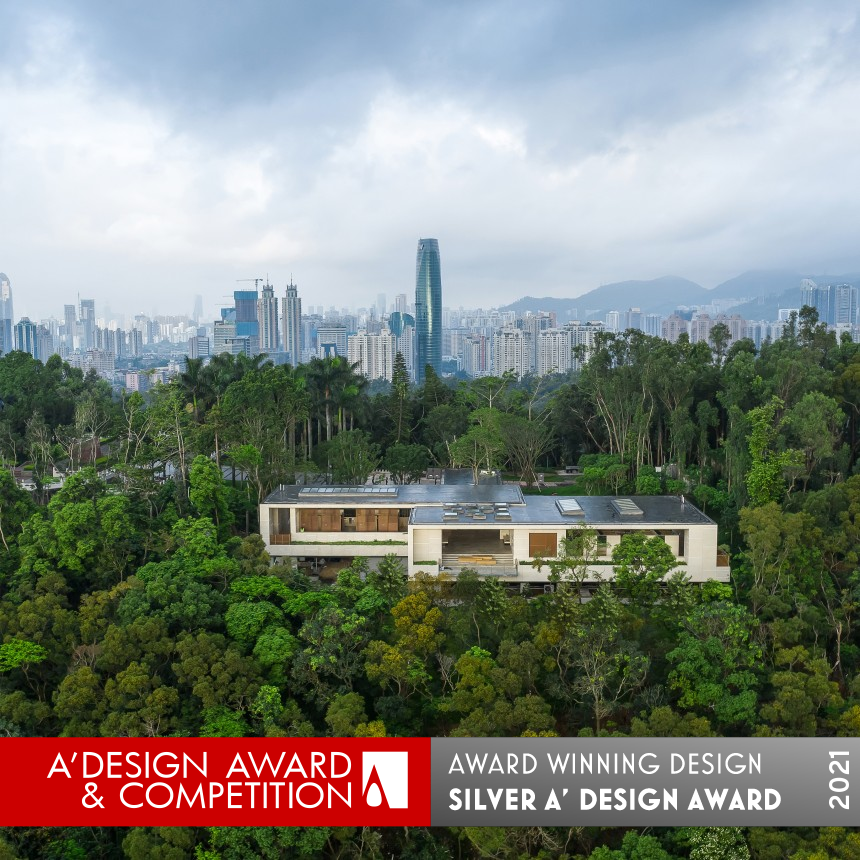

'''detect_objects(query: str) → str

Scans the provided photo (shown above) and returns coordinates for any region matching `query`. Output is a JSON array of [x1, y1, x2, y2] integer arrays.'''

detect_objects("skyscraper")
[[0, 274, 12, 356], [234, 290, 260, 355], [257, 283, 279, 354], [80, 299, 96, 350], [63, 304, 77, 352], [833, 284, 858, 326], [316, 324, 348, 358], [282, 280, 302, 364], [801, 279, 833, 325], [415, 238, 442, 382], [14, 317, 38, 359], [388, 311, 415, 378]]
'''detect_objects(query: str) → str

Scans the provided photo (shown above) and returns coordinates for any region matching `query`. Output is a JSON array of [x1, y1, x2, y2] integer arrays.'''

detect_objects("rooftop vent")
[[611, 498, 643, 516], [556, 499, 584, 516]]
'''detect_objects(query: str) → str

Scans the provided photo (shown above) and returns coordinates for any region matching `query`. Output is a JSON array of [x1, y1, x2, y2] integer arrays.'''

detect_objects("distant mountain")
[[501, 276, 707, 320], [709, 270, 801, 303], [728, 289, 801, 322], [501, 270, 860, 321]]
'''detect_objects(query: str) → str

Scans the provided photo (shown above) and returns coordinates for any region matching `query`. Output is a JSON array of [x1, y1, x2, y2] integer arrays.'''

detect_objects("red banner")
[[0, 738, 431, 826]]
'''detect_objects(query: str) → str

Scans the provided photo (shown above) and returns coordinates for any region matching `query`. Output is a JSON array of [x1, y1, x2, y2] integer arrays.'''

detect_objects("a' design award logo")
[[362, 751, 408, 808]]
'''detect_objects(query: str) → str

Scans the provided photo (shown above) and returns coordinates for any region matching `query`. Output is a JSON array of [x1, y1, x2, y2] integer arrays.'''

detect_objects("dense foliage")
[[1, 310, 860, 857]]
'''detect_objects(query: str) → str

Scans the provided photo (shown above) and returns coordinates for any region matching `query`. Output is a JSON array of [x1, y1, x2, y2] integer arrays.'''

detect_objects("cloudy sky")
[[2, 0, 860, 322]]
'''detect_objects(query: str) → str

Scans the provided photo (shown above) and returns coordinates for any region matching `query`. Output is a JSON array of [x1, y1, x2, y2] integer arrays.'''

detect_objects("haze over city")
[[3, 0, 860, 320]]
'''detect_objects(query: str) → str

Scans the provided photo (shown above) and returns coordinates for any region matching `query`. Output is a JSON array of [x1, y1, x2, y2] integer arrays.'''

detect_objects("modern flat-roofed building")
[[260, 486, 729, 585]]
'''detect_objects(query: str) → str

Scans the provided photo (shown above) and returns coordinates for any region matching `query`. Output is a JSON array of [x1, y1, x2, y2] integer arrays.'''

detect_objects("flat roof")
[[410, 495, 715, 526], [263, 484, 525, 506]]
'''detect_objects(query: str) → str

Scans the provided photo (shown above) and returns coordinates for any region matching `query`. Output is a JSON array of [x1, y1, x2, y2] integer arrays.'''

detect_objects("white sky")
[[2, 0, 860, 321]]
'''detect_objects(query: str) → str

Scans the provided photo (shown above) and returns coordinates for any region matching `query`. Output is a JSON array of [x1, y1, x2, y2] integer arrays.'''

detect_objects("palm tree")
[[306, 356, 353, 442], [177, 357, 209, 421], [337, 363, 368, 432]]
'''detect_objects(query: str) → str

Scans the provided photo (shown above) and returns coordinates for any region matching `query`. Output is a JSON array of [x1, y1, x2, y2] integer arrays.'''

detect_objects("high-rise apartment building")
[[129, 328, 143, 357], [523, 312, 555, 373], [113, 328, 128, 359], [745, 321, 765, 350], [463, 334, 490, 378], [644, 314, 663, 337], [0, 274, 12, 356], [689, 313, 747, 347], [605, 310, 621, 332], [568, 320, 606, 370], [536, 329, 573, 376], [282, 281, 302, 364], [257, 283, 279, 354], [68, 349, 115, 380], [493, 327, 532, 379], [348, 329, 396, 381], [415, 238, 442, 381], [662, 314, 690, 343]]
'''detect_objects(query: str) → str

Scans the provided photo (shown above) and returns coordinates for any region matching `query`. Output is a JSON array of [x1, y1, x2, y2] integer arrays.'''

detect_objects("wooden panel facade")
[[529, 532, 558, 557]]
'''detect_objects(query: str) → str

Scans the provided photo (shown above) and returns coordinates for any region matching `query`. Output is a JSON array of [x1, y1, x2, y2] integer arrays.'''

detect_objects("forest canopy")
[[1, 311, 859, 858]]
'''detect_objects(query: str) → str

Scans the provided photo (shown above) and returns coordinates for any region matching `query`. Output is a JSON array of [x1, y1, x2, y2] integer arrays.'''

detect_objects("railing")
[[269, 534, 291, 545], [716, 550, 730, 567]]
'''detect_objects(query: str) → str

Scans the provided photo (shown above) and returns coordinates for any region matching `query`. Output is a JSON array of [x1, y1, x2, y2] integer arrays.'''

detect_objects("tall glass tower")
[[415, 238, 442, 382]]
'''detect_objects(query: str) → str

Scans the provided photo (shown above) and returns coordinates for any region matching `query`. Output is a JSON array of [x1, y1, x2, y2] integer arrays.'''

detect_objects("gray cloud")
[[2, 0, 860, 321]]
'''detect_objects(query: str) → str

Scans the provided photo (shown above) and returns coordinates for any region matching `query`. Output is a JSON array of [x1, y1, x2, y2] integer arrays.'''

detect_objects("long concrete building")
[[259, 485, 729, 586]]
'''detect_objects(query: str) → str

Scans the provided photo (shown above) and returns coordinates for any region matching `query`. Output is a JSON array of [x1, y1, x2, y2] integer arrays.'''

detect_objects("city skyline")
[[1, 260, 853, 388], [3, 2, 860, 320]]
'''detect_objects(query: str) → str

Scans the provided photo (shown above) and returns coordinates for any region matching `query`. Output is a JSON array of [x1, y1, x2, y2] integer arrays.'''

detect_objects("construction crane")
[[236, 278, 265, 289]]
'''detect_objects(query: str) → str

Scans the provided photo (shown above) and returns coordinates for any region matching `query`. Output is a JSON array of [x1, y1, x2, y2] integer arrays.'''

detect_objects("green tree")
[[758, 646, 843, 736], [668, 601, 762, 731], [785, 391, 845, 487], [189, 454, 233, 538], [385, 442, 430, 484], [571, 586, 649, 732], [389, 351, 411, 444], [327, 429, 381, 484], [612, 532, 680, 610], [499, 414, 554, 487], [746, 395, 803, 506], [442, 646, 556, 737]]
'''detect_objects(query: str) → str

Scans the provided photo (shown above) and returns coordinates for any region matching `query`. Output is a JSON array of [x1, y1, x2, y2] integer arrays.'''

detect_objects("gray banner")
[[431, 738, 857, 826]]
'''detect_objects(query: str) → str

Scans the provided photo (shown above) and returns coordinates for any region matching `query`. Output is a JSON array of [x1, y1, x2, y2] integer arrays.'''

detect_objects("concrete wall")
[[412, 527, 442, 565]]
